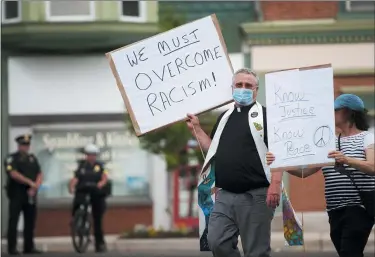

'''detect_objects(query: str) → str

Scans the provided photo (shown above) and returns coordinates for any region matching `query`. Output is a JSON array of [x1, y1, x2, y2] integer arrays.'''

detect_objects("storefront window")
[[31, 128, 150, 198]]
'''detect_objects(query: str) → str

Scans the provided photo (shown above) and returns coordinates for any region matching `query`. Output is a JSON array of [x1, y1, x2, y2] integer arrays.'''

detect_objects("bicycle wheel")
[[71, 209, 91, 253]]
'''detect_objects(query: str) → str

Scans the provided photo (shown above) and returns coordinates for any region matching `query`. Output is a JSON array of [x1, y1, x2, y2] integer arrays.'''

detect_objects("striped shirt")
[[322, 131, 375, 211]]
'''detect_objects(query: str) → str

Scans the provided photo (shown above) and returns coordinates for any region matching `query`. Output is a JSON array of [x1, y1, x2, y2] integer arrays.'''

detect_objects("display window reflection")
[[31, 129, 151, 198]]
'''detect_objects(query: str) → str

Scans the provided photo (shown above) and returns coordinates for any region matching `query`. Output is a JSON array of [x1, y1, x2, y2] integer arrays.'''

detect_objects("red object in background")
[[172, 165, 200, 228]]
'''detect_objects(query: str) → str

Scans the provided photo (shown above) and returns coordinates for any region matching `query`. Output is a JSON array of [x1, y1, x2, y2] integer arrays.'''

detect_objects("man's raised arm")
[[186, 114, 212, 151]]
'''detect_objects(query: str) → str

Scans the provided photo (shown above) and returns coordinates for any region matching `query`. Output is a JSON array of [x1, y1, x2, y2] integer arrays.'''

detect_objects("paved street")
[[1, 251, 375, 257]]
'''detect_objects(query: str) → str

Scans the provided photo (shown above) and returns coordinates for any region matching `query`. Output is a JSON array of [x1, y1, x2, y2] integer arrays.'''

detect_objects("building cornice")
[[256, 69, 374, 76], [241, 19, 374, 46], [340, 85, 374, 93], [2, 22, 159, 35], [2, 22, 160, 52]]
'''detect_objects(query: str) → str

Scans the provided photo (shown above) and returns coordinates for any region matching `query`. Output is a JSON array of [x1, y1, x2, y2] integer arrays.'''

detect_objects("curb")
[[2, 232, 374, 253]]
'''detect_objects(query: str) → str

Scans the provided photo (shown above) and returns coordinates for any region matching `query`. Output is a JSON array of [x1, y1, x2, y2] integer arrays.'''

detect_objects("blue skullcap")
[[334, 94, 365, 112]]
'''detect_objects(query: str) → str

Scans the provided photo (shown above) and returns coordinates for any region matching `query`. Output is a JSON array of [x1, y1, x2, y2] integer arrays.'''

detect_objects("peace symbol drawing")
[[313, 126, 333, 147]]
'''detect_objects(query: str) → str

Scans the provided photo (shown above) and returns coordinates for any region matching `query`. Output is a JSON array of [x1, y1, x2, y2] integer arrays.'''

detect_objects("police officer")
[[4, 134, 43, 255], [69, 143, 108, 252]]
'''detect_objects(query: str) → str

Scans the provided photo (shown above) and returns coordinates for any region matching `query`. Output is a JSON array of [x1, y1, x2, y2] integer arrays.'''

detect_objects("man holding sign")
[[187, 68, 282, 257]]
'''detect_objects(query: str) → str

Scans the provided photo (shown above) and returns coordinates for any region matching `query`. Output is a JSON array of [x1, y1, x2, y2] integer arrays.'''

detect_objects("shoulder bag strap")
[[338, 134, 360, 192]]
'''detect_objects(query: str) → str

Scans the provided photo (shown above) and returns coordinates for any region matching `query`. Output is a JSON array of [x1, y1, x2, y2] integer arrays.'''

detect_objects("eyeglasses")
[[233, 82, 258, 90]]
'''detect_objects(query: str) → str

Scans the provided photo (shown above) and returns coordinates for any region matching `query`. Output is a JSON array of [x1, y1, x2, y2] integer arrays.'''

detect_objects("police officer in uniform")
[[4, 134, 43, 255], [69, 143, 108, 252]]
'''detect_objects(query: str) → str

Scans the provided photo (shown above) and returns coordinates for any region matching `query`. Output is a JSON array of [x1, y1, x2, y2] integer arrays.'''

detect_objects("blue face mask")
[[232, 88, 254, 106]]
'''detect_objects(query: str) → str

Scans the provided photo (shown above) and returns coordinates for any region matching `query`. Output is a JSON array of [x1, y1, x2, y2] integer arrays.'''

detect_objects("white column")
[[151, 154, 171, 230]]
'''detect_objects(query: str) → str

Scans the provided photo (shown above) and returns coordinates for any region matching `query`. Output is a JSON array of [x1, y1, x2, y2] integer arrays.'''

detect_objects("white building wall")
[[8, 56, 123, 115], [228, 53, 244, 71], [8, 53, 243, 116]]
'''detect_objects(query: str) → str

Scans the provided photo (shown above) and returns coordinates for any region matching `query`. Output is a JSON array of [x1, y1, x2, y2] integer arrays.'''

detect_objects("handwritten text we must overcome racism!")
[[125, 28, 223, 116], [272, 84, 317, 160]]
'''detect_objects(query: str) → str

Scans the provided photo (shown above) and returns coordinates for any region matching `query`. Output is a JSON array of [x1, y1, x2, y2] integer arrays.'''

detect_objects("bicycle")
[[70, 182, 98, 253]]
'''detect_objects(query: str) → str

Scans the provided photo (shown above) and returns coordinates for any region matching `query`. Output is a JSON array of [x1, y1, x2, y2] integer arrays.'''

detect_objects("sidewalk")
[[2, 212, 374, 253], [2, 232, 374, 253]]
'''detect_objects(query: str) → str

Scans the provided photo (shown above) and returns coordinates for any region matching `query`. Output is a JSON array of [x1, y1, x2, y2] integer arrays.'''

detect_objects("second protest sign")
[[265, 64, 336, 171], [106, 14, 234, 136]]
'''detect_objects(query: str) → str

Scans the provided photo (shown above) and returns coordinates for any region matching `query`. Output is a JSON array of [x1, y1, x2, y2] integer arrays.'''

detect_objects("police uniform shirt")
[[5, 152, 41, 190], [74, 161, 108, 186]]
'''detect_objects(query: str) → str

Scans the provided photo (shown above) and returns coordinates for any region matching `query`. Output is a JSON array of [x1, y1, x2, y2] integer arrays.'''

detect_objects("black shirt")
[[210, 103, 269, 193], [74, 160, 107, 186], [4, 152, 41, 192]]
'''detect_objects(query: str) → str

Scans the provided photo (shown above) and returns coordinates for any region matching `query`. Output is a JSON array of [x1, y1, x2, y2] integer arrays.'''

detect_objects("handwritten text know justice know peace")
[[272, 83, 316, 160]]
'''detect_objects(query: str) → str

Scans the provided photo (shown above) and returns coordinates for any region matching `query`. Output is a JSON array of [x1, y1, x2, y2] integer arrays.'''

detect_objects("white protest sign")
[[265, 64, 336, 170], [106, 14, 234, 136]]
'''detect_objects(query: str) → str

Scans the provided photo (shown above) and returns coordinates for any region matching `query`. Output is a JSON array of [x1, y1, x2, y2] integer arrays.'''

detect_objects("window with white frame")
[[120, 1, 146, 22], [45, 1, 95, 22], [346, 1, 375, 12], [1, 0, 21, 24]]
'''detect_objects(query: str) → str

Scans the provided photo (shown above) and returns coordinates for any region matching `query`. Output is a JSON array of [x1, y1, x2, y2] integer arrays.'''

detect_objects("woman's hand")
[[266, 152, 275, 166], [97, 181, 106, 189], [28, 180, 38, 189], [27, 188, 36, 197], [328, 151, 349, 164]]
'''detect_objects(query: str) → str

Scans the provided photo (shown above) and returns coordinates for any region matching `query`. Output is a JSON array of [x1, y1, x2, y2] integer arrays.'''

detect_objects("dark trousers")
[[7, 193, 37, 252], [72, 193, 106, 247], [328, 205, 374, 257]]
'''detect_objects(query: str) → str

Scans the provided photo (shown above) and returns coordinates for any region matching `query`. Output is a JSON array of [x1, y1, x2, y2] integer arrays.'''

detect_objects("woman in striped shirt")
[[267, 94, 375, 257]]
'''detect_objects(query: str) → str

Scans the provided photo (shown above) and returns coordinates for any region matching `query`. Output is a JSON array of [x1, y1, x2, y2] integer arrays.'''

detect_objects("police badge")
[[94, 165, 100, 172], [6, 156, 12, 164]]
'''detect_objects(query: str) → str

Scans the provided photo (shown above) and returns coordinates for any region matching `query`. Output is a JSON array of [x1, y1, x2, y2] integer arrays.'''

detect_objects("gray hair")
[[232, 68, 260, 87]]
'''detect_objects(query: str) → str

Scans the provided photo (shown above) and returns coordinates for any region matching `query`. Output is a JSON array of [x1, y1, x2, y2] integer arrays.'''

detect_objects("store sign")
[[32, 128, 150, 199]]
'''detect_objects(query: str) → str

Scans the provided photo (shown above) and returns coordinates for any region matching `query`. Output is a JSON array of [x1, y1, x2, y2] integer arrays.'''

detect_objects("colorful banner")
[[282, 188, 304, 246]]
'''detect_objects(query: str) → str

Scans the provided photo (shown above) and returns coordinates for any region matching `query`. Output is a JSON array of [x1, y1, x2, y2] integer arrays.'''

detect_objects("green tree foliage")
[[158, 4, 186, 31], [124, 111, 218, 171]]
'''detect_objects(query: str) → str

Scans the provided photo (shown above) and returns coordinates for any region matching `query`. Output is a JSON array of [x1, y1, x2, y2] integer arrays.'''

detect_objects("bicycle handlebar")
[[75, 182, 99, 193]]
